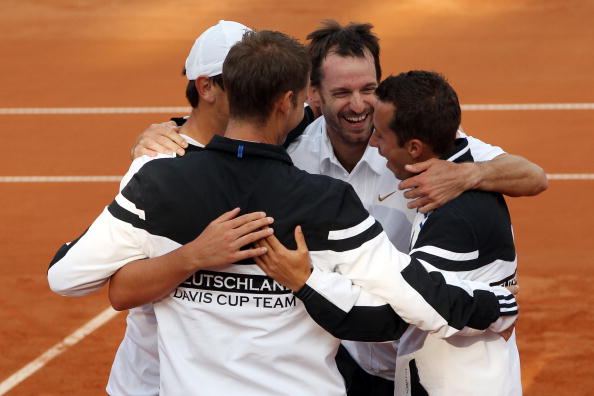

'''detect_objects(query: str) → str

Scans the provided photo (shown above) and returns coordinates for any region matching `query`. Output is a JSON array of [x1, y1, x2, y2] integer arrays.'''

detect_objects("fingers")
[[234, 246, 268, 262], [405, 159, 433, 174], [134, 135, 175, 157], [258, 237, 280, 261], [402, 186, 424, 200], [294, 226, 309, 253], [399, 175, 420, 191], [212, 207, 241, 223], [417, 204, 437, 214], [254, 255, 273, 277], [134, 147, 159, 158], [262, 232, 284, 251], [160, 123, 188, 149], [254, 237, 278, 265], [258, 236, 275, 252], [153, 134, 185, 156], [226, 211, 269, 230], [406, 196, 429, 210], [235, 228, 274, 248], [253, 254, 265, 267], [135, 122, 187, 157]]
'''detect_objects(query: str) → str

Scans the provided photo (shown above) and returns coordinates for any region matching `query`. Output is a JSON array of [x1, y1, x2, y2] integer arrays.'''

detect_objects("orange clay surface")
[[1, 0, 593, 394]]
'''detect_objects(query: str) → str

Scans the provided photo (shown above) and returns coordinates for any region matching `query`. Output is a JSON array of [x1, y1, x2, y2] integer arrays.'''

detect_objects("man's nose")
[[350, 92, 365, 114]]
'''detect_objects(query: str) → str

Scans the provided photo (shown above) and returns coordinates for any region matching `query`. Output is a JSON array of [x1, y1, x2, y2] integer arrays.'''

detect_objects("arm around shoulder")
[[472, 153, 548, 197]]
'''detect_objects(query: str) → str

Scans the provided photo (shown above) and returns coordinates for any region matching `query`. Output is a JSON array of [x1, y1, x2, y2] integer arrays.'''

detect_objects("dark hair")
[[223, 30, 310, 124], [307, 20, 381, 87], [182, 68, 224, 108], [375, 70, 461, 155]]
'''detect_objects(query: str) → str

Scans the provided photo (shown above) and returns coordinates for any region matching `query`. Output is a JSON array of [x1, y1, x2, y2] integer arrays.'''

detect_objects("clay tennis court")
[[1, 0, 593, 394]]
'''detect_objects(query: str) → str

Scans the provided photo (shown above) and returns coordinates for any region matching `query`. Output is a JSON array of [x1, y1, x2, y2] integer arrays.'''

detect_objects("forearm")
[[109, 245, 202, 310], [470, 154, 548, 197]]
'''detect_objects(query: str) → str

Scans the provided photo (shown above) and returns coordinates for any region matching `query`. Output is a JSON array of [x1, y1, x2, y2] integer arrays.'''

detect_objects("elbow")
[[108, 289, 132, 311], [536, 169, 549, 194], [108, 281, 136, 311], [528, 166, 549, 196], [48, 266, 106, 297], [110, 301, 130, 312], [48, 278, 81, 297], [47, 268, 75, 296]]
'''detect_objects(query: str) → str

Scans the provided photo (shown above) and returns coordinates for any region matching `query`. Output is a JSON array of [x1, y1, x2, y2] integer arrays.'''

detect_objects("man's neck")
[[179, 108, 223, 145], [326, 128, 368, 173], [224, 118, 284, 145]]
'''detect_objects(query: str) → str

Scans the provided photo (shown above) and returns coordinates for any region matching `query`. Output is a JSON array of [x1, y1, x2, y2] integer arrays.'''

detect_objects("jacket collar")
[[206, 135, 294, 165]]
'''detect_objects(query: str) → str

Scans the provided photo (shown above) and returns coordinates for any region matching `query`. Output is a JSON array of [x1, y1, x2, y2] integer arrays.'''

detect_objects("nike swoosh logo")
[[378, 190, 397, 202]]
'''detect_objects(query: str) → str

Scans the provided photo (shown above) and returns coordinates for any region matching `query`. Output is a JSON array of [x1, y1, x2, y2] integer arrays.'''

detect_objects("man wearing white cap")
[[48, 20, 274, 396]]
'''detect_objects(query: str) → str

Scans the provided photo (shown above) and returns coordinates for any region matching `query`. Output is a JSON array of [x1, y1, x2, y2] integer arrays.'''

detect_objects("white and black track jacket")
[[395, 138, 521, 396], [48, 136, 517, 396]]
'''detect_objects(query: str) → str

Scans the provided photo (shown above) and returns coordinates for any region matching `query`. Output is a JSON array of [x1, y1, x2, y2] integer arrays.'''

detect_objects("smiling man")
[[285, 21, 541, 396], [368, 70, 521, 395], [128, 20, 545, 395]]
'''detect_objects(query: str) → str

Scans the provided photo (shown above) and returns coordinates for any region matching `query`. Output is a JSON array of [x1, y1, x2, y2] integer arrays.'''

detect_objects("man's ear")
[[307, 85, 322, 108], [406, 139, 427, 160], [196, 76, 216, 104], [277, 91, 294, 115]]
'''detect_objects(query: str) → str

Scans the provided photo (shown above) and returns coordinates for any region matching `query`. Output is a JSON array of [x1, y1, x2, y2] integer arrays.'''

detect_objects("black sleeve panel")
[[295, 285, 409, 341]]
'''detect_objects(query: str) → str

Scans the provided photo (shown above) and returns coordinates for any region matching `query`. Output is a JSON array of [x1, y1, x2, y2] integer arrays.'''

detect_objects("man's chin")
[[341, 124, 373, 142]]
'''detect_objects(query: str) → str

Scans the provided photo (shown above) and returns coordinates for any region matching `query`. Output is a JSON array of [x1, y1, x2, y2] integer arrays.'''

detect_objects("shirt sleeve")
[[47, 160, 154, 296], [459, 130, 506, 161], [295, 266, 409, 341], [294, 184, 518, 340], [410, 199, 518, 334]]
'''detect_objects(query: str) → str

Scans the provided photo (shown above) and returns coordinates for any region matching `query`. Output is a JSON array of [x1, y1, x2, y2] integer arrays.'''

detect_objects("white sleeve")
[[47, 206, 148, 296], [323, 225, 517, 339], [47, 157, 160, 296], [296, 212, 517, 340], [458, 130, 506, 161]]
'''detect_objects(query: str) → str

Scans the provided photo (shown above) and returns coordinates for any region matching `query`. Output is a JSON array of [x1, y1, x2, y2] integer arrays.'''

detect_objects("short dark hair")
[[307, 20, 381, 87], [182, 68, 224, 108], [223, 30, 310, 124], [375, 71, 461, 155]]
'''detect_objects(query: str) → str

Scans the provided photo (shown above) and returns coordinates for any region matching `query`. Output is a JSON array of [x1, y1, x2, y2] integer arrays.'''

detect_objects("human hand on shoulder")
[[398, 159, 480, 213], [130, 121, 188, 159]]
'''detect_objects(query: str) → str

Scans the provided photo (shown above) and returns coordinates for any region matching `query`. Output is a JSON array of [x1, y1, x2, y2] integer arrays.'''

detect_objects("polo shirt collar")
[[318, 119, 384, 175], [179, 133, 205, 148], [361, 143, 387, 175], [206, 135, 294, 165]]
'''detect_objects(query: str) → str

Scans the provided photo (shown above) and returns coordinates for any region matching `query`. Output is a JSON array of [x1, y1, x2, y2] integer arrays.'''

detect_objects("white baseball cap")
[[185, 20, 252, 80]]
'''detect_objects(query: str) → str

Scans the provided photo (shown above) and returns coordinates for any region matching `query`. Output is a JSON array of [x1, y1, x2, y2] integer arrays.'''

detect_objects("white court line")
[[0, 107, 191, 115], [0, 103, 594, 114], [462, 103, 594, 111], [0, 307, 119, 395], [546, 174, 594, 180], [1, 174, 593, 182], [0, 176, 122, 182]]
